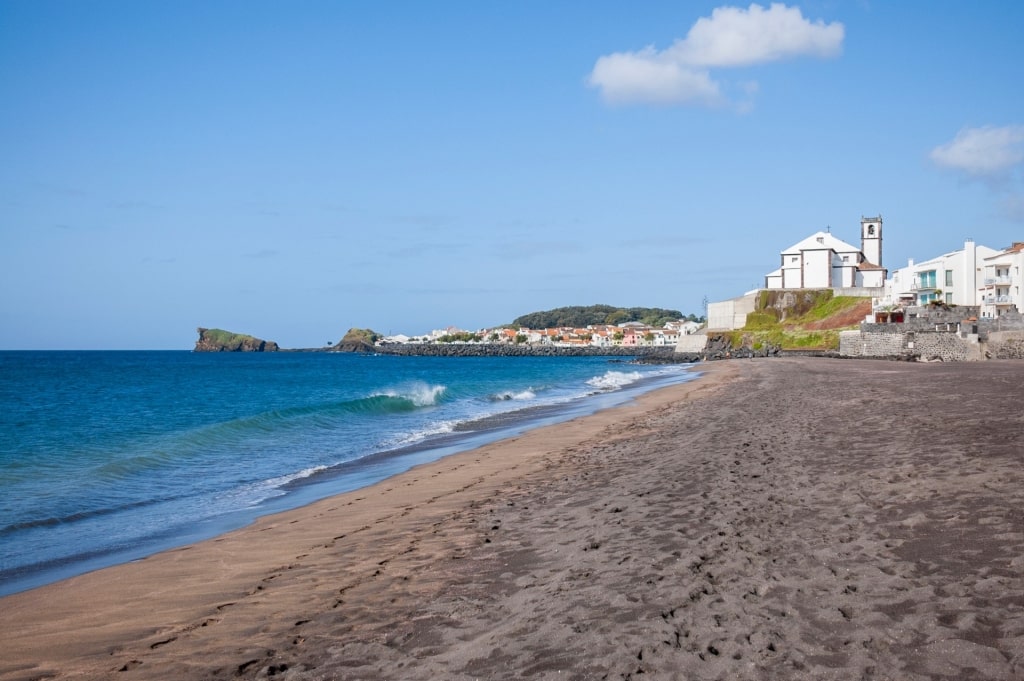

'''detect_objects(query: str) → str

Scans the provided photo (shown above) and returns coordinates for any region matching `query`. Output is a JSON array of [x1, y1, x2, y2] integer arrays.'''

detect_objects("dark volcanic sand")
[[3, 358, 1023, 680]]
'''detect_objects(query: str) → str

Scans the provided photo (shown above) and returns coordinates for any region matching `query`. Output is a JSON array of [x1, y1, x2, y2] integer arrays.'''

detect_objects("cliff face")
[[194, 328, 280, 352]]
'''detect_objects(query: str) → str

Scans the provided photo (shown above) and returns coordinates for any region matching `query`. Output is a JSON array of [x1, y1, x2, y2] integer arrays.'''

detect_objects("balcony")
[[983, 295, 1013, 305], [984, 276, 1012, 286]]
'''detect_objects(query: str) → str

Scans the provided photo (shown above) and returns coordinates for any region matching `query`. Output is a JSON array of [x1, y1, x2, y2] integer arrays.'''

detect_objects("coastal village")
[[704, 215, 1024, 360], [368, 214, 1024, 361], [376, 319, 704, 349]]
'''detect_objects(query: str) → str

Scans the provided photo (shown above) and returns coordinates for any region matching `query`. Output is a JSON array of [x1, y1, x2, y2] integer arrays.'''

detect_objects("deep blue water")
[[0, 351, 697, 596]]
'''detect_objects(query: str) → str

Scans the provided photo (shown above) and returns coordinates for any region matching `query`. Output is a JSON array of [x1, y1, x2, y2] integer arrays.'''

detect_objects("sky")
[[2, 1, 1023, 349]]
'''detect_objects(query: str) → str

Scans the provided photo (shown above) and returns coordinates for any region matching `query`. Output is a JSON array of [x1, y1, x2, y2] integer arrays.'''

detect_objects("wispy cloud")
[[930, 125, 1024, 178], [111, 199, 167, 213], [587, 3, 844, 108], [616, 235, 706, 250], [491, 240, 588, 260], [386, 242, 466, 258], [931, 124, 1024, 222], [31, 181, 86, 198]]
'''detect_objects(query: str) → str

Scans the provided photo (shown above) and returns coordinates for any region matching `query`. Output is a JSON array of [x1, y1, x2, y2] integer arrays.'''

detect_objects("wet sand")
[[2, 357, 1023, 680]]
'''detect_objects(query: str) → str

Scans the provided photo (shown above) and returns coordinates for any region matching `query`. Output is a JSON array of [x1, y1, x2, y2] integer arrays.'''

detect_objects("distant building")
[[653, 329, 680, 346], [980, 242, 1024, 317], [884, 239, 999, 308], [678, 320, 702, 335], [765, 216, 886, 290]]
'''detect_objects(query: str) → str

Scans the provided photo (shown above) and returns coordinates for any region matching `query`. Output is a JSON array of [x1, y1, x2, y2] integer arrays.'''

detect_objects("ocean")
[[0, 351, 697, 596]]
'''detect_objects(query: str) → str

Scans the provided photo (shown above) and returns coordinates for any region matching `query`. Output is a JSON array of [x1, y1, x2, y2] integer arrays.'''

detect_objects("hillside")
[[722, 290, 871, 351], [330, 328, 380, 353], [511, 305, 689, 329], [194, 328, 279, 352]]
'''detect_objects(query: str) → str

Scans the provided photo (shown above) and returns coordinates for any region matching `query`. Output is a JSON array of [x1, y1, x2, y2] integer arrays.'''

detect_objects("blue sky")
[[2, 1, 1022, 349]]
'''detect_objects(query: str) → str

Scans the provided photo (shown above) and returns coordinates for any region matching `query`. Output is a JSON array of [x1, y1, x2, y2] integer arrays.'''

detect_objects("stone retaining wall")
[[841, 310, 1024, 361], [839, 330, 906, 358], [987, 331, 1024, 359], [841, 328, 987, 361], [913, 333, 981, 362]]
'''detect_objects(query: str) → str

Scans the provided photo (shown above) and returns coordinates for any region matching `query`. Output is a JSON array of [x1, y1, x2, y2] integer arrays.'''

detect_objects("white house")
[[980, 242, 1024, 317], [652, 329, 680, 346], [589, 330, 613, 347], [765, 216, 886, 290], [884, 239, 999, 308]]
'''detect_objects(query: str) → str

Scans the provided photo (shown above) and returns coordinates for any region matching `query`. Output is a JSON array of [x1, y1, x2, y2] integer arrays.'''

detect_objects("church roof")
[[781, 231, 861, 256]]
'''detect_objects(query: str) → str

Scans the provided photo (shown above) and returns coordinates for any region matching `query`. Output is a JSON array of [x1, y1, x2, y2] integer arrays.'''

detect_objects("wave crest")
[[586, 370, 643, 390], [489, 389, 537, 402], [370, 382, 447, 407]]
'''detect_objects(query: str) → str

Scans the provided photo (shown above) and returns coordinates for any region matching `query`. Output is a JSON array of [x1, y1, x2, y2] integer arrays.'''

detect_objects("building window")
[[945, 269, 953, 287], [920, 270, 936, 289], [842, 255, 849, 262], [946, 292, 953, 304], [791, 256, 798, 263]]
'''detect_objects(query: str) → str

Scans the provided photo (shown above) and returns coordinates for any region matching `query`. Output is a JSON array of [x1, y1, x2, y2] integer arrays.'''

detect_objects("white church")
[[765, 216, 887, 290]]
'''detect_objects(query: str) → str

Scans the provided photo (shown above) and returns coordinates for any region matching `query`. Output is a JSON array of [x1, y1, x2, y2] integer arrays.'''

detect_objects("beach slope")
[[2, 358, 1023, 680]]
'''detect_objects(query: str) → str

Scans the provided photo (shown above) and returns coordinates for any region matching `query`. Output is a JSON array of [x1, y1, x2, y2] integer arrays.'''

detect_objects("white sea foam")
[[218, 465, 330, 508], [388, 420, 458, 447], [371, 382, 447, 407], [491, 388, 537, 401], [586, 370, 644, 390], [262, 465, 330, 489]]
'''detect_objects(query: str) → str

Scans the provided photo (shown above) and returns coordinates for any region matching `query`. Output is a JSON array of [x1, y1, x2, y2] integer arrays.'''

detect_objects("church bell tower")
[[861, 216, 882, 266]]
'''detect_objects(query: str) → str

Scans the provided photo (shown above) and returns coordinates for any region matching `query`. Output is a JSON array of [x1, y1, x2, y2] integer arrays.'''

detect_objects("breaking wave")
[[586, 370, 644, 391]]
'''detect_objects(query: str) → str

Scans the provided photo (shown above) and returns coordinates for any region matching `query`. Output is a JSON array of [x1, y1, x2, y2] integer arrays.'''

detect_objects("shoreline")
[[0, 359, 698, 598], [4, 358, 1023, 680], [0, 363, 731, 679]]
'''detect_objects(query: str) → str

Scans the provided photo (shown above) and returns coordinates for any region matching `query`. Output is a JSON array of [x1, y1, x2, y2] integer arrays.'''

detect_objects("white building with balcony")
[[884, 239, 999, 307], [980, 242, 1024, 317]]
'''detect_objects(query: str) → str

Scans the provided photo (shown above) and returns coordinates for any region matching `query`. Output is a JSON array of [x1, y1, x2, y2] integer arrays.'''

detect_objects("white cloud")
[[930, 125, 1024, 177], [588, 49, 721, 106], [931, 125, 1024, 223], [671, 3, 844, 67], [587, 3, 844, 107]]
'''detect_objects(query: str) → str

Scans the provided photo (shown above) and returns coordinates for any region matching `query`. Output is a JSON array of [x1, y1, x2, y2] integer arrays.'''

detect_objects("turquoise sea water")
[[0, 351, 697, 596]]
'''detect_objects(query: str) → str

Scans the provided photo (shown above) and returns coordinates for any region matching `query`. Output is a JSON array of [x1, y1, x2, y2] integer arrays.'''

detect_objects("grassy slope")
[[727, 291, 871, 351], [200, 328, 261, 350]]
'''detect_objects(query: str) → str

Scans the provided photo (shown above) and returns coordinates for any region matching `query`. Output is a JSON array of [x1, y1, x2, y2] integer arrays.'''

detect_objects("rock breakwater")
[[363, 343, 698, 363]]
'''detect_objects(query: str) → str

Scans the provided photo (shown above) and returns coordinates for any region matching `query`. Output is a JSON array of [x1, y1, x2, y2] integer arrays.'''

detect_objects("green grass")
[[341, 328, 380, 345], [743, 311, 780, 330], [202, 328, 257, 347], [731, 291, 866, 351], [789, 295, 863, 323]]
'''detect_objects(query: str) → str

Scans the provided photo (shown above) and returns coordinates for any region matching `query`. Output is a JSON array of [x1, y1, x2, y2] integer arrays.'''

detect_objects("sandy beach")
[[2, 357, 1023, 680]]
